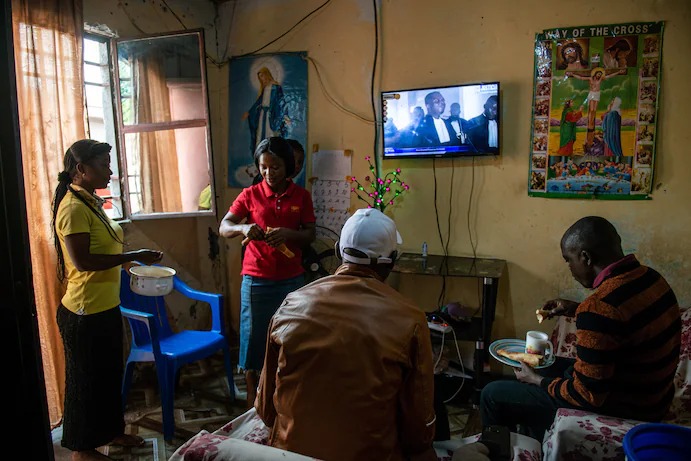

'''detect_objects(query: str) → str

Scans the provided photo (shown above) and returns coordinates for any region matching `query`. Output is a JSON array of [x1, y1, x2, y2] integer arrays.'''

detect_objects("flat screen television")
[[382, 82, 500, 159]]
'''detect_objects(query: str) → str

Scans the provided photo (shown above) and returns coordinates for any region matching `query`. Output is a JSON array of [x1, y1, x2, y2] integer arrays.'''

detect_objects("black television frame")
[[381, 81, 500, 160]]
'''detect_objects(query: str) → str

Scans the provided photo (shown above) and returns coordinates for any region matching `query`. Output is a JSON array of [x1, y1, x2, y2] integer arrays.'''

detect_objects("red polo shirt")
[[230, 180, 315, 280]]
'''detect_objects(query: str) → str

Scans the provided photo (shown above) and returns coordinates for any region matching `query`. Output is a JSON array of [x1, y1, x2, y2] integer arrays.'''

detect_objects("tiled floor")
[[52, 354, 479, 460]]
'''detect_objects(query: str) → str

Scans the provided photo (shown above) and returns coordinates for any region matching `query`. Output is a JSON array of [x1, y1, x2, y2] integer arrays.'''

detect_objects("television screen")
[[382, 82, 500, 159]]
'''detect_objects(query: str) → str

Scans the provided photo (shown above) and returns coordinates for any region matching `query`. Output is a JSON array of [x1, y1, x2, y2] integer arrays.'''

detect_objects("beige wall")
[[219, 0, 691, 351], [84, 0, 691, 359]]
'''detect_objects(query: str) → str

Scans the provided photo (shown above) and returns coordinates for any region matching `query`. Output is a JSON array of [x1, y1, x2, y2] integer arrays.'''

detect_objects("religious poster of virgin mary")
[[528, 22, 663, 200], [227, 52, 308, 188]]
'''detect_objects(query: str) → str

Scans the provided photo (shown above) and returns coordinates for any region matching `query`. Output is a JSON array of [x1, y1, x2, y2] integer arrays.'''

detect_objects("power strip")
[[428, 321, 453, 333]]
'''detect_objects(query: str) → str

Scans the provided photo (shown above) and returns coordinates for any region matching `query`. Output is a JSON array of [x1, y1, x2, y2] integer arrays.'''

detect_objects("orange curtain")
[[134, 54, 182, 213], [11, 0, 85, 428]]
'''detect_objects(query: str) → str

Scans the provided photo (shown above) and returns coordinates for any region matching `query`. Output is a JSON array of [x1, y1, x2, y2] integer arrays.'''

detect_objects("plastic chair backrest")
[[120, 268, 174, 346]]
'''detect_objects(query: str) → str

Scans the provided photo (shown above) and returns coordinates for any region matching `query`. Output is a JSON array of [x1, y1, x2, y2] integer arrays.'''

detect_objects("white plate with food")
[[489, 339, 555, 369]]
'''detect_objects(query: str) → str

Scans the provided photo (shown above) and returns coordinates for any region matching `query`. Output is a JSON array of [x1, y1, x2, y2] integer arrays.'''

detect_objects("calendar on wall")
[[310, 150, 352, 239]]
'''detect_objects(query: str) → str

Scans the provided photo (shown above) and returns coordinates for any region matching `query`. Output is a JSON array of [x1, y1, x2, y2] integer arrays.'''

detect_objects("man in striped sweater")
[[480, 216, 680, 441]]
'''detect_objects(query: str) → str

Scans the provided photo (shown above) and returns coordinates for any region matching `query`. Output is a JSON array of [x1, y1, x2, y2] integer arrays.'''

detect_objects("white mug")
[[526, 330, 553, 357]]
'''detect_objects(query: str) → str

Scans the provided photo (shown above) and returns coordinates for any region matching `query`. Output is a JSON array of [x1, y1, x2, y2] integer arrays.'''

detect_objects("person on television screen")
[[415, 91, 459, 148], [396, 106, 425, 148], [465, 95, 499, 153], [447, 102, 469, 144]]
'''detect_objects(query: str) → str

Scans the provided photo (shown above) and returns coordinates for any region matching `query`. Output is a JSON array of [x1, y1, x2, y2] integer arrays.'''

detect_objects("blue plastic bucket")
[[623, 423, 691, 461]]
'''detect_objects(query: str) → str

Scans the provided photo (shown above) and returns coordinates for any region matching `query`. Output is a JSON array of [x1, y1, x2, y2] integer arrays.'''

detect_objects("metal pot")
[[128, 265, 176, 297]]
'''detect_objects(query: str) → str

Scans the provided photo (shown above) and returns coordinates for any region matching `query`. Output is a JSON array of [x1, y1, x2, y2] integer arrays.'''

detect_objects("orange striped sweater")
[[541, 256, 680, 421]]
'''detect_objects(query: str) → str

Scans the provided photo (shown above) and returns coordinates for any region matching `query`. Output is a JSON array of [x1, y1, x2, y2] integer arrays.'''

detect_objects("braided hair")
[[51, 139, 124, 281]]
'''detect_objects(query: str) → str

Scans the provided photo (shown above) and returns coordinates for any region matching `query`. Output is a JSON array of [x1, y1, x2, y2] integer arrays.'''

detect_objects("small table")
[[393, 253, 506, 400]]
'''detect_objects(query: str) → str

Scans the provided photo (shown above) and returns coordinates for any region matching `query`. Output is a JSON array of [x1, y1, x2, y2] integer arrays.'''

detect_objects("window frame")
[[83, 31, 124, 220], [110, 28, 216, 220]]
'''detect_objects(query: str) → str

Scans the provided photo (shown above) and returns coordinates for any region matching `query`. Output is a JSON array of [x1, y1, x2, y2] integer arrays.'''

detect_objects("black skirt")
[[57, 304, 125, 451]]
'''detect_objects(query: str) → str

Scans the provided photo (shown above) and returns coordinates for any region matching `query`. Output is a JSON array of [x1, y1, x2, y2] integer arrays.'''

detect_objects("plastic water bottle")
[[422, 241, 428, 258]]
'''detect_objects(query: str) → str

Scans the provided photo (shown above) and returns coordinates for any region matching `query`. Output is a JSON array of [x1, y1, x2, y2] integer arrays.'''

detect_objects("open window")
[[112, 29, 215, 219], [84, 32, 123, 219]]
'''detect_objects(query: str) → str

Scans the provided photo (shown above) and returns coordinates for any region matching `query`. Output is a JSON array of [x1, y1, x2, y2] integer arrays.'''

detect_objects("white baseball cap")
[[339, 208, 403, 265]]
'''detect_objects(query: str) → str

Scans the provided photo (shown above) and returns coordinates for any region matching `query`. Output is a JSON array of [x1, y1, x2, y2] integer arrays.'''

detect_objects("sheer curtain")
[[133, 53, 182, 213], [11, 0, 85, 428]]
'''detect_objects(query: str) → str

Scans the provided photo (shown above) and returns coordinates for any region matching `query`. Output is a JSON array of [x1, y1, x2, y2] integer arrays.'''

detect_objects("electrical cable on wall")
[[306, 56, 374, 124], [370, 0, 380, 175], [212, 0, 236, 63], [446, 157, 455, 261], [432, 159, 447, 308], [140, 0, 333, 67], [233, 0, 333, 58], [467, 156, 478, 261], [119, 0, 228, 68], [428, 143, 482, 311], [432, 157, 458, 308], [160, 0, 187, 29], [466, 157, 483, 307], [117, 2, 146, 34], [440, 157, 455, 306], [131, 0, 373, 127]]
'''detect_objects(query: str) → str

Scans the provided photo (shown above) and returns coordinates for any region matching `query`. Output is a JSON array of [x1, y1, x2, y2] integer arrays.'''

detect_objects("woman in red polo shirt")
[[220, 137, 316, 407]]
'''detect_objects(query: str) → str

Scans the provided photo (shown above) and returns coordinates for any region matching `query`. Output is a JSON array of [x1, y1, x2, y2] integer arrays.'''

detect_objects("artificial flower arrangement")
[[348, 155, 410, 213]]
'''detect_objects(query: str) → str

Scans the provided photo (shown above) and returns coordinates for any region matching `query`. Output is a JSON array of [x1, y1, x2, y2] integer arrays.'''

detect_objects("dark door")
[[0, 1, 54, 459]]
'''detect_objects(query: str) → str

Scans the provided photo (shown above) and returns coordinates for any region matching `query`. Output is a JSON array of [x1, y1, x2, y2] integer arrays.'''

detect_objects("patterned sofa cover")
[[542, 307, 691, 461], [170, 406, 542, 461]]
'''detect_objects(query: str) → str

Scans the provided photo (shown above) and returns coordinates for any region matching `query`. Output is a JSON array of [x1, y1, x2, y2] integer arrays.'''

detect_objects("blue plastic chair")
[[119, 268, 236, 441]]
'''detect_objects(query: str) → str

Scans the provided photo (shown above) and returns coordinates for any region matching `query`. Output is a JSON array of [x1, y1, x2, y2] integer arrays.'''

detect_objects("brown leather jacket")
[[256, 263, 436, 461]]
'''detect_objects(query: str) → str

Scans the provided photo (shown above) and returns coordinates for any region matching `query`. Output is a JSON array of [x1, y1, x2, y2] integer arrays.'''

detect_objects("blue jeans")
[[239, 274, 305, 371]]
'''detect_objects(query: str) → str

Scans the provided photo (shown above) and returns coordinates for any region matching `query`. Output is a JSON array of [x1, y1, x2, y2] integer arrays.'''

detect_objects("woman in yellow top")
[[52, 139, 163, 461]]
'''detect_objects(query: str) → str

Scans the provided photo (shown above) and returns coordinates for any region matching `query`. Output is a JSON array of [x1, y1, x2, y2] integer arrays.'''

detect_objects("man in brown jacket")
[[256, 208, 488, 461]]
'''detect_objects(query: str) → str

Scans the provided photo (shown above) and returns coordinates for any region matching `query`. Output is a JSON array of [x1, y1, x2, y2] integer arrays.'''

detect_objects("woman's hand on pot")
[[133, 249, 163, 265]]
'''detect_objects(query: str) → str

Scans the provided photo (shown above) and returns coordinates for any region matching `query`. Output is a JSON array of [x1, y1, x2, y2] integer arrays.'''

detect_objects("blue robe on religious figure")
[[602, 110, 623, 157]]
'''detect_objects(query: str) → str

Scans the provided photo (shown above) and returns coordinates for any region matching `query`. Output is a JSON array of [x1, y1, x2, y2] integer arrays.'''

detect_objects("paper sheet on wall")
[[311, 150, 352, 239]]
